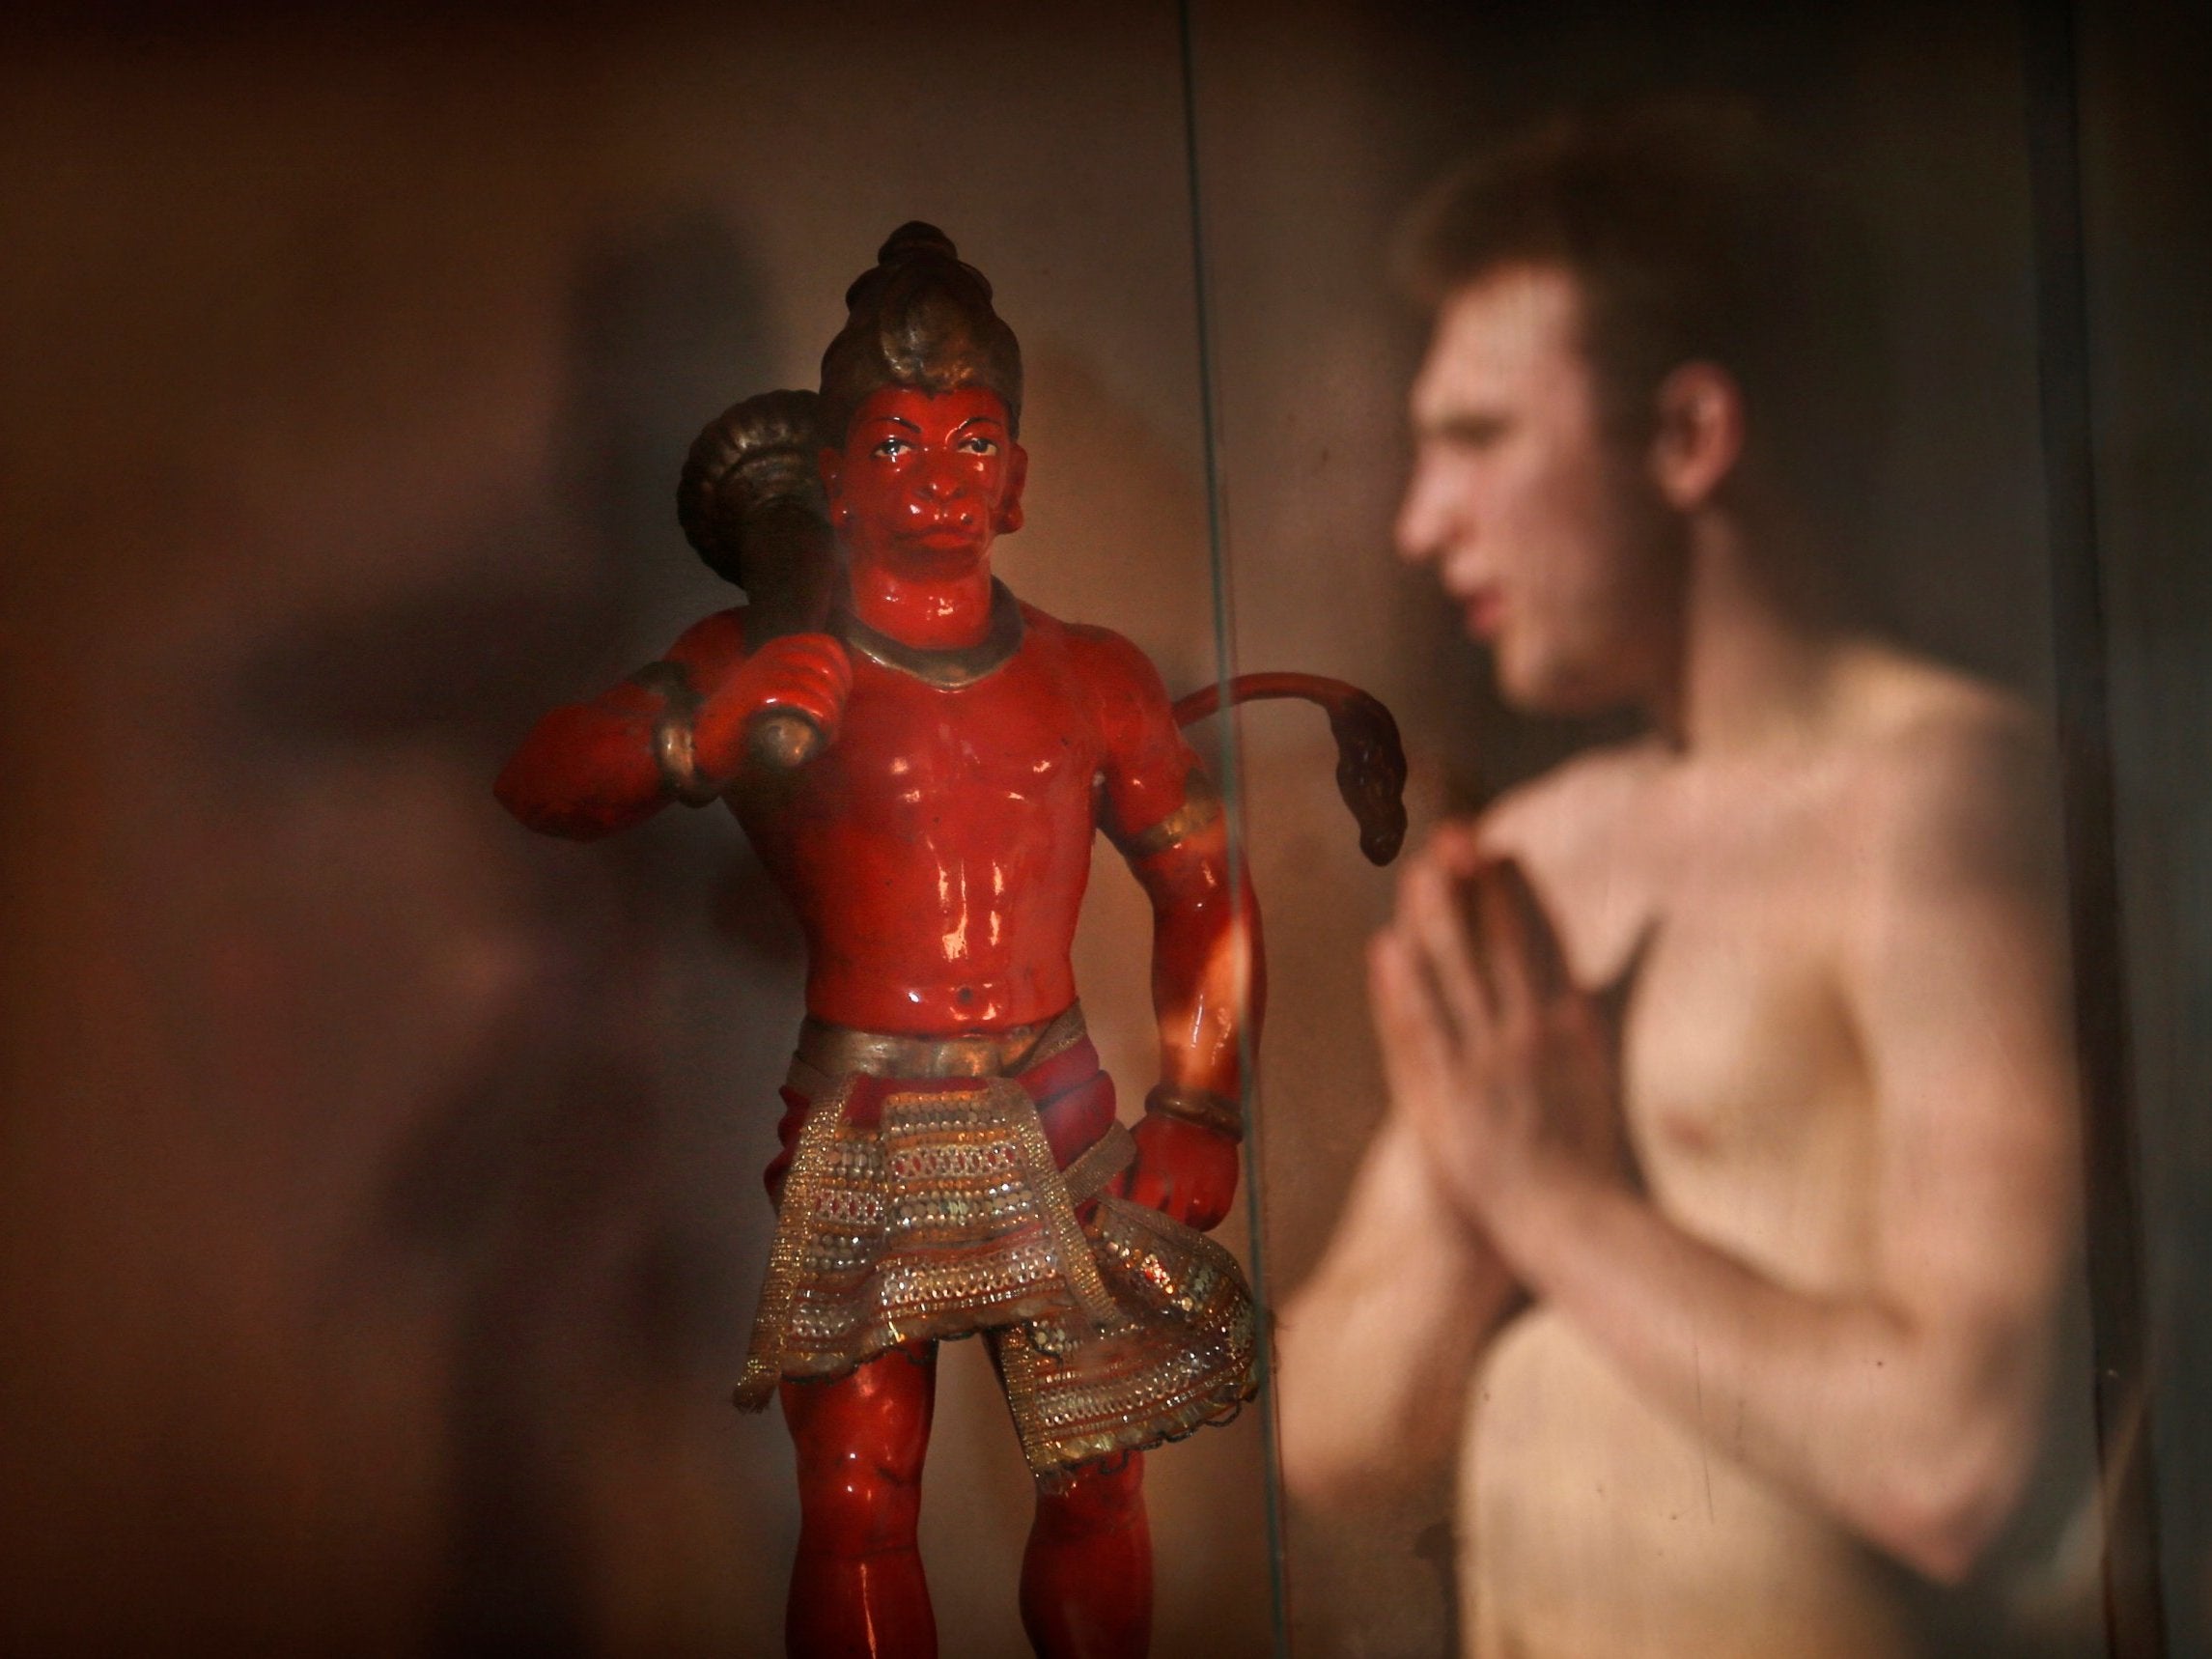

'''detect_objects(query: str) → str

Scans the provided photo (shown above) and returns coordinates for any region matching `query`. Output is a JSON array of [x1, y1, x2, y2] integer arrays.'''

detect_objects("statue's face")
[[820, 385, 1027, 576]]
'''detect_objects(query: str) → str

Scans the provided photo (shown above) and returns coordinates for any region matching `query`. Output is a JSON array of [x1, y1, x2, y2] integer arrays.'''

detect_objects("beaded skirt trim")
[[733, 1019, 1256, 1476], [994, 1192, 1257, 1477]]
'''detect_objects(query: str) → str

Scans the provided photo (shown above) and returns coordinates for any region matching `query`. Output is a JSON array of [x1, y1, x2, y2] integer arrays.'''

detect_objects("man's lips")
[[1458, 587, 1505, 640]]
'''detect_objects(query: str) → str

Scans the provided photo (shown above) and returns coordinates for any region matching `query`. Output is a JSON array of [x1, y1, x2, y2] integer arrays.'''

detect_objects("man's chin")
[[1496, 656, 1623, 720]]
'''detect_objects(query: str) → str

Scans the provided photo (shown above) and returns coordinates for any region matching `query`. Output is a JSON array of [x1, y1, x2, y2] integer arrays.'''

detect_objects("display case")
[[0, 3, 2202, 1654]]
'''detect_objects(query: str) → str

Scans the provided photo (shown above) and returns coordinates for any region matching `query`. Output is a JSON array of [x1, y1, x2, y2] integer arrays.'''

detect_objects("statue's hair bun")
[[823, 221, 1022, 438], [878, 221, 961, 266], [844, 220, 992, 308]]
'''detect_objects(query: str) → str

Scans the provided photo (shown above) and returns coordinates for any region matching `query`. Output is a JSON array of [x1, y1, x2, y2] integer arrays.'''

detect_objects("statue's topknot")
[[819, 221, 1022, 444]]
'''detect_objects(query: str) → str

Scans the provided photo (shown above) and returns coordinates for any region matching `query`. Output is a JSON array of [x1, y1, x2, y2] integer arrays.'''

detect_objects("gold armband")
[[1143, 1083, 1246, 1143], [629, 661, 722, 807], [1113, 768, 1223, 859]]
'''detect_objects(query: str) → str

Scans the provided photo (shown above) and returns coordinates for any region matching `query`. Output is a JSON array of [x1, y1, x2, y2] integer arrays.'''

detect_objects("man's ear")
[[819, 448, 850, 527], [1647, 362, 1744, 512], [993, 442, 1029, 536]]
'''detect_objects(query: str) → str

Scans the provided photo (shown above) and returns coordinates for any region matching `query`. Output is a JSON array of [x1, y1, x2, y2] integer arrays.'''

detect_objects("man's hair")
[[817, 222, 1023, 447], [1402, 101, 1885, 521]]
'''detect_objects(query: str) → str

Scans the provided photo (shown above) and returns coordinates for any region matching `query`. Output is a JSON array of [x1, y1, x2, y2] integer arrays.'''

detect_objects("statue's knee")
[[1035, 1449, 1146, 1537], [798, 1446, 924, 1553], [786, 1352, 933, 1555]]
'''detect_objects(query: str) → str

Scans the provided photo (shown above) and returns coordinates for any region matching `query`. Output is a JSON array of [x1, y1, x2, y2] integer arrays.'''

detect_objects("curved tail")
[[1174, 674, 1408, 866]]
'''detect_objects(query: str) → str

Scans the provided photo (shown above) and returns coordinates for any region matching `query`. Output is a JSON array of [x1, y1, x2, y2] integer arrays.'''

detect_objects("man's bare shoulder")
[[1471, 733, 1672, 866], [1831, 641, 2061, 895], [1837, 640, 2036, 747]]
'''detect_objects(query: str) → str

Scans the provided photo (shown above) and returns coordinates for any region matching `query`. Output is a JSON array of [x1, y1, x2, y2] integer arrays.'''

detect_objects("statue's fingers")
[[1123, 1164, 1162, 1212]]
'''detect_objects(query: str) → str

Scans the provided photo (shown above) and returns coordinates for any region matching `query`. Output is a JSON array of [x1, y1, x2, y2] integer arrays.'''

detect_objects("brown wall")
[[3, 4, 2202, 1655], [0, 10, 1268, 1654]]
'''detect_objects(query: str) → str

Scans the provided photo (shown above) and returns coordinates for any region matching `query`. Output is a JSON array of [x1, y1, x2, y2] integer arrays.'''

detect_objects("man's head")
[[1394, 104, 1875, 715], [816, 223, 1028, 574]]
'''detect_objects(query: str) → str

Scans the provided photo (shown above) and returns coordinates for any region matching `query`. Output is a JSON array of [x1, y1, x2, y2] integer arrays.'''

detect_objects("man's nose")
[[1394, 464, 1456, 565]]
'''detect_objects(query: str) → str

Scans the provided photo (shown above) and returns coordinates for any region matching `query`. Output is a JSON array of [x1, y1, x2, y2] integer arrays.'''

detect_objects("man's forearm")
[[1494, 1173, 2039, 1583], [1279, 1120, 1523, 1502]]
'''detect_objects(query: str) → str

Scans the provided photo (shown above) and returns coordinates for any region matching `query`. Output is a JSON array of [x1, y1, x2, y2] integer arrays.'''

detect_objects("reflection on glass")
[[1274, 103, 2096, 1659]]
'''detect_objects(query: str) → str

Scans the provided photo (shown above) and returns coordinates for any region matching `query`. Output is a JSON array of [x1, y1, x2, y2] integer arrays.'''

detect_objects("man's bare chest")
[[1620, 880, 1862, 1167], [1531, 773, 1880, 1265]]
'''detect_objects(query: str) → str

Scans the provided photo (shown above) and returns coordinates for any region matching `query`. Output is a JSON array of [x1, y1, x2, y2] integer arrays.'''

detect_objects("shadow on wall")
[[0, 114, 800, 1647]]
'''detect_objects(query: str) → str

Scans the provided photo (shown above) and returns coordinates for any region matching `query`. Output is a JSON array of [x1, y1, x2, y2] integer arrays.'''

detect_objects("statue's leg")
[[780, 1342, 938, 1659], [1019, 1449, 1152, 1659]]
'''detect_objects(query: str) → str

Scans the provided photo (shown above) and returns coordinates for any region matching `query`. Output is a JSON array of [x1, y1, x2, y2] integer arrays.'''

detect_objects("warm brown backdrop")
[[0, 9, 1257, 1654], [4, 3, 2207, 1657]]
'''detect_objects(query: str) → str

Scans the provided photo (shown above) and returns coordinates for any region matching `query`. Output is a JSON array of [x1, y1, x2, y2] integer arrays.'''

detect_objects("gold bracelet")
[[629, 661, 722, 806], [1112, 768, 1223, 859], [1143, 1083, 1245, 1143]]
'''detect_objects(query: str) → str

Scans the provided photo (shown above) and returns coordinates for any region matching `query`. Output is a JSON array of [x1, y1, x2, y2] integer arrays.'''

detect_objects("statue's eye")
[[873, 436, 909, 460], [959, 436, 999, 456]]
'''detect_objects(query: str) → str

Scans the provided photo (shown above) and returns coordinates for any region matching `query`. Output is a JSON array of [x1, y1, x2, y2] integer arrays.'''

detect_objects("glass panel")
[[2076, 2, 2212, 1652], [1186, 1, 2127, 1652]]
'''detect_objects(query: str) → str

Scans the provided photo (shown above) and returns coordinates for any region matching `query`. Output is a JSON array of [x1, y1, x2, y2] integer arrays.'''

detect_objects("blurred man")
[[1278, 108, 2083, 1657]]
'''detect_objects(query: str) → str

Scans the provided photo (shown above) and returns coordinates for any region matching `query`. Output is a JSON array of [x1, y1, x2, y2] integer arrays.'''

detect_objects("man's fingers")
[[1462, 857, 1563, 1027], [1427, 820, 1486, 875], [1487, 857, 1571, 1002], [1367, 929, 1461, 1123], [1400, 854, 1495, 1041], [1464, 864, 1537, 1027]]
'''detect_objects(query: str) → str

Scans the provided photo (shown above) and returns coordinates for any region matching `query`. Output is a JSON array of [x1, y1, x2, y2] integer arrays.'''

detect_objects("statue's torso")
[[734, 606, 1109, 1037]]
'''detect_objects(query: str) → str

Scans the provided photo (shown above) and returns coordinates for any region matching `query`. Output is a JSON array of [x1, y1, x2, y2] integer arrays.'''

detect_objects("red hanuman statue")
[[496, 224, 1402, 1658]]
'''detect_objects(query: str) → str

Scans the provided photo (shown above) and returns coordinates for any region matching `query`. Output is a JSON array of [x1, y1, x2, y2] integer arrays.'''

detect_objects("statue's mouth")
[[898, 519, 988, 555]]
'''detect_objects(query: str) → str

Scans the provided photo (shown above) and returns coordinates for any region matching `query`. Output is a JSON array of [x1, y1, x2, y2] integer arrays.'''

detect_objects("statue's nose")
[[917, 457, 969, 502]]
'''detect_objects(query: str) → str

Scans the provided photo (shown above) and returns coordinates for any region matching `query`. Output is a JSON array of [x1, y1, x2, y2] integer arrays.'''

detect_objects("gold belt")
[[793, 1001, 1088, 1085], [783, 1000, 1129, 1201]]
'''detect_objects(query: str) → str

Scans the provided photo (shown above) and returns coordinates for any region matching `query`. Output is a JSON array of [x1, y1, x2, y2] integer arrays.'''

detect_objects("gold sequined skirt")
[[733, 1014, 1257, 1476]]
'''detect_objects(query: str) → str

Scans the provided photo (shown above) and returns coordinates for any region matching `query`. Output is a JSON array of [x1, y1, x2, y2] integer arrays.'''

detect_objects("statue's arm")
[[492, 608, 750, 840], [1079, 625, 1262, 1233]]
